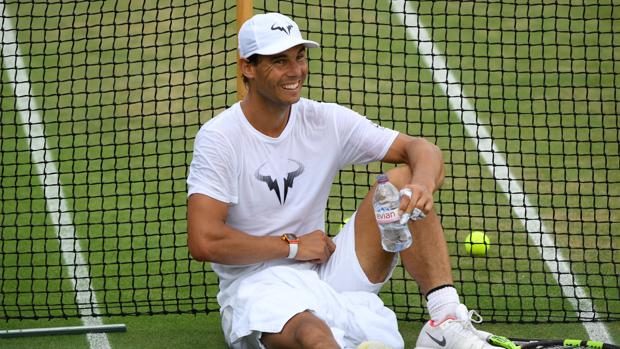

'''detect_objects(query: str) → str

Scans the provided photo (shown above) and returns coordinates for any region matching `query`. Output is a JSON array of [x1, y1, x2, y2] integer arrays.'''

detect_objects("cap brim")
[[244, 39, 319, 58]]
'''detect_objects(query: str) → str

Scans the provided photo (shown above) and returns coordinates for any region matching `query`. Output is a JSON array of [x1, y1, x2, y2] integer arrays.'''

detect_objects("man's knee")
[[383, 165, 412, 189], [262, 311, 340, 349], [294, 320, 339, 349]]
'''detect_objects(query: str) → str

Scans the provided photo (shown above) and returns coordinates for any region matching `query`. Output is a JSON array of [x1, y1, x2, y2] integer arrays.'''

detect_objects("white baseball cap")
[[238, 13, 319, 59]]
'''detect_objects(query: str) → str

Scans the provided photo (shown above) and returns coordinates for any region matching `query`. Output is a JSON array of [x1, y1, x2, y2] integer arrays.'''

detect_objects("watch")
[[280, 233, 300, 259]]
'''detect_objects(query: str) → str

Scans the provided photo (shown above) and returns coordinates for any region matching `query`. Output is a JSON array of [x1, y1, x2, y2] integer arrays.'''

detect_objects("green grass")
[[1, 314, 619, 348], [0, 0, 618, 347]]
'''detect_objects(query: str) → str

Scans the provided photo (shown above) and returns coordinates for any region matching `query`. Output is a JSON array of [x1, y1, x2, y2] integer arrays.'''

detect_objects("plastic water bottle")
[[373, 174, 412, 252]]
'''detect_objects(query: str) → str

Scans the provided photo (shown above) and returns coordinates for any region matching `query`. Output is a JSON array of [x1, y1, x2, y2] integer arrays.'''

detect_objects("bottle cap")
[[376, 174, 389, 183]]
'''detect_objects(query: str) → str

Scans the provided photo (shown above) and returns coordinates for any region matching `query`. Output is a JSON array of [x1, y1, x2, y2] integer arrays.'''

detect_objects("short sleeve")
[[330, 104, 399, 166], [187, 127, 238, 204]]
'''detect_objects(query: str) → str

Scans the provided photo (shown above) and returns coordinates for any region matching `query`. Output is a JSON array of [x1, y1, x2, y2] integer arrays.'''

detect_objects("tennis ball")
[[465, 231, 490, 257], [339, 216, 350, 230], [357, 341, 392, 349]]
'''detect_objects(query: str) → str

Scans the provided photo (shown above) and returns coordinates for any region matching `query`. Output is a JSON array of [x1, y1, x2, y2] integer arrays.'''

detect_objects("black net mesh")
[[0, 1, 618, 323]]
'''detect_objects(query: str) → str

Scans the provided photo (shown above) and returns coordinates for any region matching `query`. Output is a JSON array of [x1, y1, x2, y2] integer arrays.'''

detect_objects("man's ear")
[[239, 58, 255, 80]]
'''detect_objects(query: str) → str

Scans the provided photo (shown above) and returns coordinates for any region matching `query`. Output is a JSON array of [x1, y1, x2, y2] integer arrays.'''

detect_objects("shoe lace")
[[452, 310, 486, 339], [468, 309, 484, 325]]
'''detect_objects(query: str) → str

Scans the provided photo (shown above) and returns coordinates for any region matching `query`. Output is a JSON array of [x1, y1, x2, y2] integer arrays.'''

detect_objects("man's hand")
[[398, 183, 433, 223], [295, 230, 336, 264]]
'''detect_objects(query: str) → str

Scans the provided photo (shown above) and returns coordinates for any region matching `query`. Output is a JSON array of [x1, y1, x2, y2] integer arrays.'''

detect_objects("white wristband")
[[399, 188, 412, 199], [287, 242, 299, 259]]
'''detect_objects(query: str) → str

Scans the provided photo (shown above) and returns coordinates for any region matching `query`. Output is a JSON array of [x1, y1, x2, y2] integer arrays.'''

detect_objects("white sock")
[[426, 286, 460, 322]]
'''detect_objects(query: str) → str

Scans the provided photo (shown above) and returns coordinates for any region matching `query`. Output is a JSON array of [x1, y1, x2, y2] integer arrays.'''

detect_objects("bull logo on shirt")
[[254, 159, 304, 204]]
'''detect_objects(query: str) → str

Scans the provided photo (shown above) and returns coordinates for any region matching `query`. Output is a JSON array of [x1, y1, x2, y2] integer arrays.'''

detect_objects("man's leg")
[[354, 165, 453, 291], [261, 311, 340, 349], [355, 165, 496, 349]]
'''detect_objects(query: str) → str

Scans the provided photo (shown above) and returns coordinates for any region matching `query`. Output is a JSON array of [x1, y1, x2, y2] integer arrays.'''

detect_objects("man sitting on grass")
[[187, 12, 496, 349]]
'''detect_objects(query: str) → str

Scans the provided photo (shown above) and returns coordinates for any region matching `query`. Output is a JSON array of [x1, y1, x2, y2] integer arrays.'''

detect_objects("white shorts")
[[221, 212, 402, 349], [318, 212, 398, 294]]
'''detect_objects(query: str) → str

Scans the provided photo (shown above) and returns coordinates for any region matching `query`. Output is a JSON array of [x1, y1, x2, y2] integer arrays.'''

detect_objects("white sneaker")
[[415, 304, 495, 349], [357, 340, 394, 349]]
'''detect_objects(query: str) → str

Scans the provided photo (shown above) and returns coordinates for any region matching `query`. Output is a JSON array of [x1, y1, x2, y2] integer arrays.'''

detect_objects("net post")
[[236, 0, 253, 101]]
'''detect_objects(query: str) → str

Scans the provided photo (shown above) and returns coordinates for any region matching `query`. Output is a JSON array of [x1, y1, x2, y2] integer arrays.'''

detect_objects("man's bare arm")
[[381, 134, 445, 216], [187, 194, 335, 264]]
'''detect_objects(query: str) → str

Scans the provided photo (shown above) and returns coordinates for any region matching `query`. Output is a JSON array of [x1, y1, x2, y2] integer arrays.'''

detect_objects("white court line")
[[391, 0, 612, 342], [0, 4, 111, 349]]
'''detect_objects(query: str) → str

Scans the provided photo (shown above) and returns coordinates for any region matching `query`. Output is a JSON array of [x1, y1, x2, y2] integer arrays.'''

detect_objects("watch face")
[[283, 233, 298, 242]]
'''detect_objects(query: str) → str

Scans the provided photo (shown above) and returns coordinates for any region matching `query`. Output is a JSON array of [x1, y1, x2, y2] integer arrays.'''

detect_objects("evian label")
[[375, 208, 400, 224]]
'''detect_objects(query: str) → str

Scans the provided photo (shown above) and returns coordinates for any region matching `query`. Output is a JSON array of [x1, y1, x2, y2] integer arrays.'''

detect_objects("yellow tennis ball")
[[339, 216, 350, 230], [465, 231, 490, 256], [357, 341, 393, 349]]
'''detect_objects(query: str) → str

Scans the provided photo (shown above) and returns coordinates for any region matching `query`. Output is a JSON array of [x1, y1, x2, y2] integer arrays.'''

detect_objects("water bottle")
[[373, 174, 412, 252]]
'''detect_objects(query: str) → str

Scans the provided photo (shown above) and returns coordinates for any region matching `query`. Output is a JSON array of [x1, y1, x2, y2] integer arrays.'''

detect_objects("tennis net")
[[0, 0, 618, 323]]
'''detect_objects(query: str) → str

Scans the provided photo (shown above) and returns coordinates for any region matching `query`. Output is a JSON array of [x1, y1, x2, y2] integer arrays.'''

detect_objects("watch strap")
[[287, 241, 299, 259], [281, 233, 299, 259]]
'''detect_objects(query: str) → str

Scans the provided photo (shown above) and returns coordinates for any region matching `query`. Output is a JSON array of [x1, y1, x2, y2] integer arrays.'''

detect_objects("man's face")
[[249, 45, 308, 107]]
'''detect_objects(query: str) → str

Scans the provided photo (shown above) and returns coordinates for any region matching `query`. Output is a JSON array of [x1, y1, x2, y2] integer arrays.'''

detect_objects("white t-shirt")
[[187, 98, 398, 303]]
